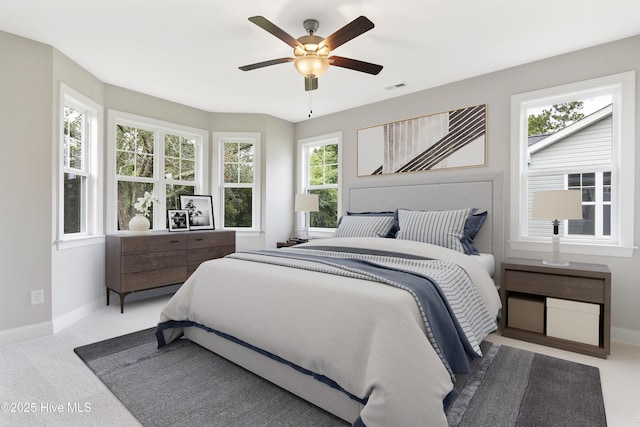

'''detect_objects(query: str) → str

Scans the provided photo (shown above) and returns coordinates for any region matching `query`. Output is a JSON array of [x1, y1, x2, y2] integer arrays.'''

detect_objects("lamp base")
[[542, 259, 570, 267], [543, 232, 569, 266]]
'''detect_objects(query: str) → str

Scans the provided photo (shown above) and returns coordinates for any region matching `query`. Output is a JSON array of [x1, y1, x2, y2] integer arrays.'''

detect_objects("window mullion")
[[595, 172, 604, 238], [154, 129, 163, 228]]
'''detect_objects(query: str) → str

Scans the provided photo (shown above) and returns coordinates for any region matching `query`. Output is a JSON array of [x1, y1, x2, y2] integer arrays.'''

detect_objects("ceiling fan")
[[239, 16, 383, 91]]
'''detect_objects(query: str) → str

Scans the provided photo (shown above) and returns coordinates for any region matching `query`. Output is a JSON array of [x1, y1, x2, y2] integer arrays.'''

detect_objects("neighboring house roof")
[[527, 104, 613, 155], [528, 134, 550, 146]]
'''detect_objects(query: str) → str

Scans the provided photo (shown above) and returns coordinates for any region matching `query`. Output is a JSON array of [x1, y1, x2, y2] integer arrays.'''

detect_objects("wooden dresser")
[[106, 230, 235, 312]]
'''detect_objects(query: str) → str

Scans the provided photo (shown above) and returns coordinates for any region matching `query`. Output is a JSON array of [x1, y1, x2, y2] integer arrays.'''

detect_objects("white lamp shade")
[[532, 190, 583, 220], [294, 193, 319, 212]]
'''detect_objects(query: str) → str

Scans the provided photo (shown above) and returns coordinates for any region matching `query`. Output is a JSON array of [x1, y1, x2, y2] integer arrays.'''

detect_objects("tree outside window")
[[300, 135, 341, 230], [222, 137, 257, 228], [110, 112, 206, 231], [115, 125, 156, 229], [164, 134, 197, 218], [63, 105, 87, 234], [59, 84, 103, 247]]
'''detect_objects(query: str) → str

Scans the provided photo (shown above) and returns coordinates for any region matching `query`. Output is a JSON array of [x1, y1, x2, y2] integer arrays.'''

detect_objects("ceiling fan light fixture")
[[294, 55, 329, 78]]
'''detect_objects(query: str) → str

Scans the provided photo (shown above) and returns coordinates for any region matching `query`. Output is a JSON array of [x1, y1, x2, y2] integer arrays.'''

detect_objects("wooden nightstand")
[[276, 241, 297, 248], [277, 238, 311, 248], [500, 257, 611, 358]]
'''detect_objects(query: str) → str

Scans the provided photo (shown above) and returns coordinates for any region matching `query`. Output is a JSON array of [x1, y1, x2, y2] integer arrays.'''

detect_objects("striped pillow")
[[396, 208, 473, 252], [334, 215, 395, 238], [346, 211, 398, 237]]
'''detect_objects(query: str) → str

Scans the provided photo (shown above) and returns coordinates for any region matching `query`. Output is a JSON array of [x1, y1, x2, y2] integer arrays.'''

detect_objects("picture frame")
[[179, 195, 214, 230], [167, 209, 190, 232], [356, 104, 487, 176]]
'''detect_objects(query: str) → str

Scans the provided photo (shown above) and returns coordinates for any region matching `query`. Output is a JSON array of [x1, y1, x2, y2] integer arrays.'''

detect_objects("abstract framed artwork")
[[357, 104, 487, 176], [179, 195, 214, 230]]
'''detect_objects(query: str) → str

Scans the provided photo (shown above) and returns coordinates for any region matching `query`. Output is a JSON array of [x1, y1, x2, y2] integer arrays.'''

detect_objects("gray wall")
[[50, 49, 105, 328], [0, 31, 53, 336], [295, 35, 640, 343]]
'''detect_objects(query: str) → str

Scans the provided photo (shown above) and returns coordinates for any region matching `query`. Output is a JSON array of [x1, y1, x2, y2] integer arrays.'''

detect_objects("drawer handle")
[[170, 240, 180, 243], [194, 238, 204, 241]]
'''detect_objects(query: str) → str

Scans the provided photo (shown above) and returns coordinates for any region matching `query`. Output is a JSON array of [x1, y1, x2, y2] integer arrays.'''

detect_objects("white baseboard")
[[52, 297, 104, 333], [4, 301, 639, 349], [612, 326, 640, 346], [0, 321, 53, 346]]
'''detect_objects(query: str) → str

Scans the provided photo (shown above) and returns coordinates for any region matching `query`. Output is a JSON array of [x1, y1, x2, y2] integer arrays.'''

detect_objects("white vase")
[[129, 213, 151, 232]]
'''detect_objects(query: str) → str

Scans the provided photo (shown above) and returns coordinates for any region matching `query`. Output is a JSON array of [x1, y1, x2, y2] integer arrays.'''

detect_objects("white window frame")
[[566, 172, 611, 239], [107, 110, 208, 232], [57, 84, 103, 249], [214, 131, 261, 235], [298, 132, 342, 237], [510, 72, 635, 257]]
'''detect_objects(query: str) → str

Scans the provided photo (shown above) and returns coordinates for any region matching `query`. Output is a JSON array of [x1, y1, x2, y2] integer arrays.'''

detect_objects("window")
[[58, 84, 103, 247], [108, 111, 208, 231], [567, 172, 611, 237], [299, 132, 342, 233], [216, 132, 261, 231], [510, 72, 635, 257]]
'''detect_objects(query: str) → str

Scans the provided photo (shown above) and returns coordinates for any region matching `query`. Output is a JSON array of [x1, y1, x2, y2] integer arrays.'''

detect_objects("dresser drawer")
[[504, 270, 605, 304], [121, 234, 187, 255], [121, 266, 187, 292], [122, 249, 187, 274], [188, 231, 235, 249]]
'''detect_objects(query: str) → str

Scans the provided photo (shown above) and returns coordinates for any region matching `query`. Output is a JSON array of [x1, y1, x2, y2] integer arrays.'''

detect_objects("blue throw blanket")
[[229, 246, 479, 377]]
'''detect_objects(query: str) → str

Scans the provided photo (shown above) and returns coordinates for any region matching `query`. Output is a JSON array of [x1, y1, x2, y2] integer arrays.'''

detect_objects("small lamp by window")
[[295, 193, 319, 240], [532, 190, 583, 266]]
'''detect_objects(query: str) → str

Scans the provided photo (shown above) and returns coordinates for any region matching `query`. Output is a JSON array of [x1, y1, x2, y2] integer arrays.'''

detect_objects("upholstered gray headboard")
[[346, 172, 504, 274]]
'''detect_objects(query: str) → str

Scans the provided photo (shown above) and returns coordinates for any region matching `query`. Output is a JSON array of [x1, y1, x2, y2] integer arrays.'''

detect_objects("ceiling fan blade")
[[239, 57, 295, 71], [329, 56, 383, 75], [248, 16, 304, 49], [321, 16, 375, 51]]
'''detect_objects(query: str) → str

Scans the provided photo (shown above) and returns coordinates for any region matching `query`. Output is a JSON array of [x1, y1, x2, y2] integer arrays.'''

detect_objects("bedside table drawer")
[[504, 270, 605, 304]]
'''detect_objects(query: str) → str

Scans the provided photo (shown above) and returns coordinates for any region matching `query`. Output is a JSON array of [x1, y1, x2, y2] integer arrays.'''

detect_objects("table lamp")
[[532, 189, 583, 266], [294, 193, 319, 240]]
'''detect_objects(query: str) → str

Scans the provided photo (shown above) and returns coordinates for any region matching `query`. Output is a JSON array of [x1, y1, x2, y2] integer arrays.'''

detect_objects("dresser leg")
[[118, 292, 132, 313]]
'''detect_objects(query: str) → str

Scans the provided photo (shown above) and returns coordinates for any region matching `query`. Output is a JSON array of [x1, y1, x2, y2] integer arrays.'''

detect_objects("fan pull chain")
[[308, 90, 313, 118]]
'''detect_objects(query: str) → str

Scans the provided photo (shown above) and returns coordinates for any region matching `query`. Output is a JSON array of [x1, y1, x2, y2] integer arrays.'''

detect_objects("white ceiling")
[[1, 0, 639, 123]]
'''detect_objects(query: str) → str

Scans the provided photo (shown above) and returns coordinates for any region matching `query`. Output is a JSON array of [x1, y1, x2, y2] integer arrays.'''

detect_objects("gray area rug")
[[74, 328, 606, 426]]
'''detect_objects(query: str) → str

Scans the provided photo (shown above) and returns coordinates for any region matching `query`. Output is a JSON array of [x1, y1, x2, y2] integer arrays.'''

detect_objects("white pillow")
[[334, 215, 395, 238], [396, 208, 473, 253]]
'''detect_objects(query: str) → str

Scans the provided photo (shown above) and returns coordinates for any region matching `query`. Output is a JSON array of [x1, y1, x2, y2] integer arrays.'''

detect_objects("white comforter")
[[158, 237, 501, 427]]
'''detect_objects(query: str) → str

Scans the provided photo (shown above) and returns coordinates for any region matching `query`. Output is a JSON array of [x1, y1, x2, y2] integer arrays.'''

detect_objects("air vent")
[[386, 82, 407, 90]]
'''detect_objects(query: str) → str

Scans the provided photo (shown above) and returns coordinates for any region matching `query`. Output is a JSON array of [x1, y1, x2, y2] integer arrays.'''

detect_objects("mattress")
[[474, 253, 496, 277]]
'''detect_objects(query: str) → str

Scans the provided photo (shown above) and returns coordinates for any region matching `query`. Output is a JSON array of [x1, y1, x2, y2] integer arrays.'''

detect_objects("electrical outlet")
[[31, 289, 44, 305]]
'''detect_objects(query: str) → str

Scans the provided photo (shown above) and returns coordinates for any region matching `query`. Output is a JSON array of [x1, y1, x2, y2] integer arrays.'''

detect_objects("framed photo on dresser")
[[167, 209, 189, 232], [179, 195, 214, 230]]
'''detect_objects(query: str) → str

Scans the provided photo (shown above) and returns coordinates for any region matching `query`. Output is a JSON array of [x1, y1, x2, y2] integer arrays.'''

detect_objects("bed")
[[157, 174, 504, 427]]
